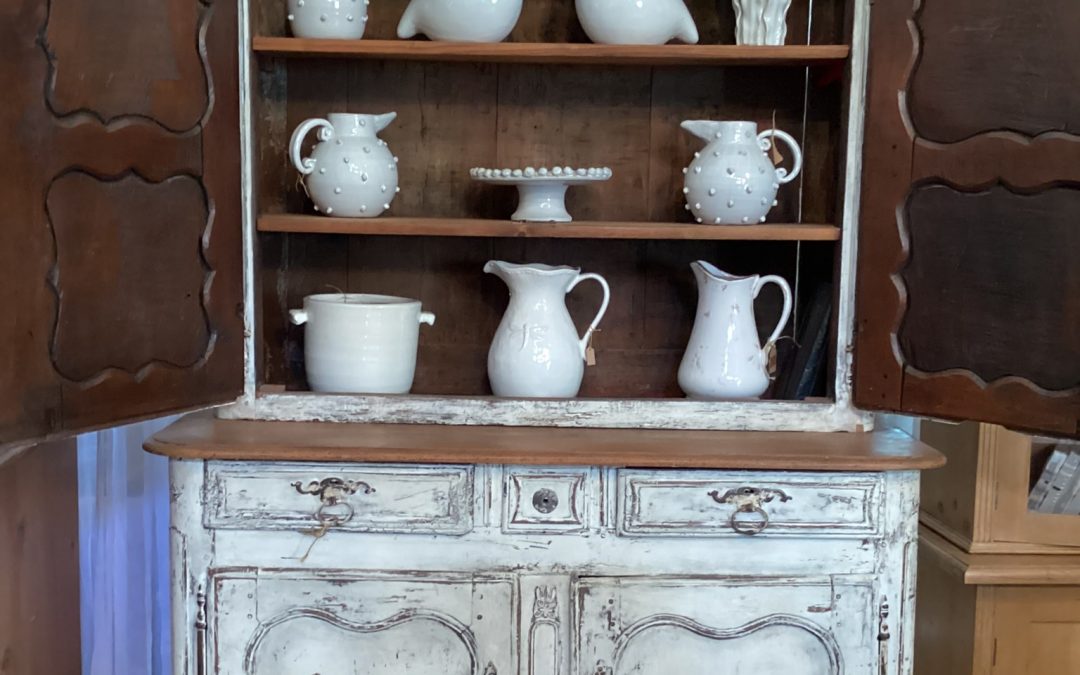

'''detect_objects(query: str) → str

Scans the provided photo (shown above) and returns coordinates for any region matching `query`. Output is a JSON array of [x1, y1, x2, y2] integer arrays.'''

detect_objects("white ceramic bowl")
[[288, 0, 368, 39], [289, 293, 435, 394]]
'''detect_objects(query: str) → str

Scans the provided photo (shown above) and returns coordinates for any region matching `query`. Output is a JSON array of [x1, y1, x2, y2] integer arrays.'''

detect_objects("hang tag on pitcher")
[[585, 329, 599, 367], [764, 340, 778, 378], [770, 111, 784, 166]]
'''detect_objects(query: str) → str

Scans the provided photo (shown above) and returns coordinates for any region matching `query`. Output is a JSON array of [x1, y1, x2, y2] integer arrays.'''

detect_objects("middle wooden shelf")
[[257, 214, 841, 241]]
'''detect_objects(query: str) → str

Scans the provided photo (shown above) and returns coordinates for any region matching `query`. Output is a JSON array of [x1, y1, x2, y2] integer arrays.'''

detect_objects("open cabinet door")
[[0, 0, 244, 448], [855, 0, 1080, 437]]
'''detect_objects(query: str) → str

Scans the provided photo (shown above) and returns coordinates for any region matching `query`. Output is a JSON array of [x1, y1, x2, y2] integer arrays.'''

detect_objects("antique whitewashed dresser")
[[6, 0, 1077, 671]]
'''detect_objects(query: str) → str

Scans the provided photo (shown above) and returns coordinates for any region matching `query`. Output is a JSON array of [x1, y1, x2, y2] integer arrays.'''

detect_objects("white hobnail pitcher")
[[290, 112, 399, 218], [485, 261, 611, 398], [682, 120, 802, 225], [678, 261, 792, 400]]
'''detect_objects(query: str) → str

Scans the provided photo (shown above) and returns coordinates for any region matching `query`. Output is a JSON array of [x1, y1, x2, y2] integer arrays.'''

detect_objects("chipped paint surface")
[[171, 462, 921, 674]]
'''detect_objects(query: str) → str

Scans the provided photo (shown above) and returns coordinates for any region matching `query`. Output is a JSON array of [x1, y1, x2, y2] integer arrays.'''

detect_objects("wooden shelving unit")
[[252, 37, 851, 66], [257, 214, 841, 241]]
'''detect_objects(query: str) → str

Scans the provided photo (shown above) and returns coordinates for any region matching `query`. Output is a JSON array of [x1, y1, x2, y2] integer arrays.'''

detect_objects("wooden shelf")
[[257, 214, 841, 241], [253, 37, 851, 66], [146, 411, 945, 471]]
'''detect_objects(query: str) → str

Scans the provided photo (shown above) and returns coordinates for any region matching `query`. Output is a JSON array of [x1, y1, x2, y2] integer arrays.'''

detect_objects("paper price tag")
[[770, 111, 784, 166], [764, 341, 778, 378]]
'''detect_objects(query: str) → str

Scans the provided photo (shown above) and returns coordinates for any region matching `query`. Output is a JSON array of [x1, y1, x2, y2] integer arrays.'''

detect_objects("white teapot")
[[681, 120, 802, 225], [397, 0, 522, 42], [576, 0, 699, 44], [290, 112, 399, 218]]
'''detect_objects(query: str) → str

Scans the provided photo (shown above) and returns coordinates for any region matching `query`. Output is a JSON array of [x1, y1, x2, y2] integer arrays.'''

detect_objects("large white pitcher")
[[678, 261, 792, 399], [485, 261, 610, 398]]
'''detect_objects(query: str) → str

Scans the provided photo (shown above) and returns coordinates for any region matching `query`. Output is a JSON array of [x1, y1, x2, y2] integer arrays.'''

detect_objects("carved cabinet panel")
[[211, 572, 514, 675], [1, 0, 243, 447], [575, 576, 879, 674], [855, 0, 1080, 436]]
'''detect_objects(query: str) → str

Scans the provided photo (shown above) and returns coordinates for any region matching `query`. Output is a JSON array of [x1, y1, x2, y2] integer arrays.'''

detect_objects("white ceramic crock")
[[288, 0, 368, 39], [289, 294, 435, 394]]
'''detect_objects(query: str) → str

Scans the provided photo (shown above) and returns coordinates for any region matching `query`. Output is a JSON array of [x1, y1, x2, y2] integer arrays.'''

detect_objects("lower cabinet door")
[[575, 576, 877, 675], [210, 571, 514, 675]]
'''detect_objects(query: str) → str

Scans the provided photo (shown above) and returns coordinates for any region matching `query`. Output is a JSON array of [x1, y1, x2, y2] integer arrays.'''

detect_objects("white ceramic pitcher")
[[485, 261, 610, 398], [682, 120, 802, 225], [677, 261, 792, 400], [290, 112, 399, 218]]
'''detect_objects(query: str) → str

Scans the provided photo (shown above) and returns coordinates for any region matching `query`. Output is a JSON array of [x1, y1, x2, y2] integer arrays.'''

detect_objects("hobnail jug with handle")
[[290, 112, 399, 218]]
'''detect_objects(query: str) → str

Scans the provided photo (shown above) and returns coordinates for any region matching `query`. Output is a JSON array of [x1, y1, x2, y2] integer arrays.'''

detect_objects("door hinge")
[[196, 586, 208, 675]]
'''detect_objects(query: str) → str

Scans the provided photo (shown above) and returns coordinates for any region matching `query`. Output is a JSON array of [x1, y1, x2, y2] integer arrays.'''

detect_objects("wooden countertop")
[[145, 411, 944, 471]]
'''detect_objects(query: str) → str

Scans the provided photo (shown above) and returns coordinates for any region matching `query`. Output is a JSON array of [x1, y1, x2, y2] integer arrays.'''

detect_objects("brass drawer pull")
[[293, 477, 376, 526], [708, 486, 792, 535]]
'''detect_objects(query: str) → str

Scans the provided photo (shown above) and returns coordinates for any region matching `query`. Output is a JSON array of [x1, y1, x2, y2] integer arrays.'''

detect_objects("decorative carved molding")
[[613, 612, 843, 675], [529, 586, 561, 675], [45, 171, 212, 382], [242, 607, 483, 675]]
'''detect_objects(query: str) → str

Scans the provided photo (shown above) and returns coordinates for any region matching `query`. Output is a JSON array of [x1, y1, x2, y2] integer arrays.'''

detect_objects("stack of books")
[[1029, 442, 1080, 514]]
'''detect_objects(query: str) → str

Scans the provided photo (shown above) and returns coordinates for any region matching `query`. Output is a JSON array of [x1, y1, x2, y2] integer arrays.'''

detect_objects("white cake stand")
[[470, 166, 613, 222]]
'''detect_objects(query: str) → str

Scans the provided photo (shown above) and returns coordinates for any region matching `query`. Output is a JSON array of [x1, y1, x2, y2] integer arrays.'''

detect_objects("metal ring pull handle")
[[293, 477, 375, 527], [708, 486, 792, 535]]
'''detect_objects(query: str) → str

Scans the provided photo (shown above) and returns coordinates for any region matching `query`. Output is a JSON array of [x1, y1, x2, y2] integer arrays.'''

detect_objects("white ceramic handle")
[[568, 272, 611, 361], [289, 309, 309, 325], [419, 311, 436, 326], [753, 275, 793, 348], [290, 118, 334, 176], [757, 128, 803, 185]]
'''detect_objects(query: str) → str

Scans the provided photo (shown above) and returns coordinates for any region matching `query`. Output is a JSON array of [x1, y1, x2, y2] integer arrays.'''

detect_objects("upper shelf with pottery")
[[253, 38, 850, 66], [269, 0, 849, 66]]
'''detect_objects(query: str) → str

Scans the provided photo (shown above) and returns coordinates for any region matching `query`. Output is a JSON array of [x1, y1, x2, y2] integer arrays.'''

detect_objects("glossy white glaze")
[[470, 166, 613, 222], [396, 0, 522, 42], [576, 0, 698, 44], [678, 261, 792, 400], [732, 0, 793, 46], [289, 293, 435, 394], [289, 112, 399, 218], [287, 0, 368, 38], [485, 262, 610, 398], [681, 120, 802, 225]]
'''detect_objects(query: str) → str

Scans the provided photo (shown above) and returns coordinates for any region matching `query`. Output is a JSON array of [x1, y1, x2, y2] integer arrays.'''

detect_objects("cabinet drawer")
[[618, 470, 881, 537], [502, 467, 592, 533], [205, 462, 473, 534]]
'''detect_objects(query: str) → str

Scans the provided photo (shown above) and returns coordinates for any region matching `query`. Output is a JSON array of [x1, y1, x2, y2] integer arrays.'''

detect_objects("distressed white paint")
[[171, 460, 920, 674], [218, 392, 872, 432], [232, 1, 879, 434]]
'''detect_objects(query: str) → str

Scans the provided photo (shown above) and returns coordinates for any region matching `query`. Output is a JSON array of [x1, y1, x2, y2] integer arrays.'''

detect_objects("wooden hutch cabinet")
[[3, 0, 1076, 672]]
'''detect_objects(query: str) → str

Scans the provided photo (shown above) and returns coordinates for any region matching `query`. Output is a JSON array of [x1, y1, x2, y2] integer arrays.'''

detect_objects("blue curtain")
[[78, 416, 176, 675]]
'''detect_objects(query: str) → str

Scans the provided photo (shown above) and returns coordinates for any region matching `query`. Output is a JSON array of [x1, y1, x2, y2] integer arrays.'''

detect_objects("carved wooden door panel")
[[0, 0, 243, 447], [575, 577, 878, 674], [212, 572, 514, 675], [855, 0, 1080, 436]]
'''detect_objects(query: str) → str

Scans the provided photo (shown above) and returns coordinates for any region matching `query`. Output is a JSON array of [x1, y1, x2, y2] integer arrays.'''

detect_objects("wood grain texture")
[[854, 0, 1080, 436], [0, 438, 81, 675], [253, 38, 851, 66], [258, 215, 841, 240], [914, 529, 977, 675], [145, 410, 944, 469], [907, 0, 1080, 142], [1, 0, 244, 446]]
